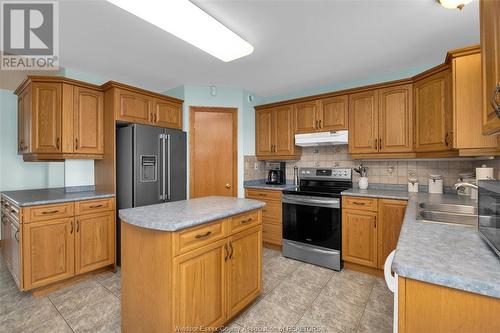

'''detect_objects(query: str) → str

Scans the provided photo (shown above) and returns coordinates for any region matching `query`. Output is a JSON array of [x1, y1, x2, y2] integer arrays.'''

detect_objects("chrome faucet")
[[453, 182, 478, 192]]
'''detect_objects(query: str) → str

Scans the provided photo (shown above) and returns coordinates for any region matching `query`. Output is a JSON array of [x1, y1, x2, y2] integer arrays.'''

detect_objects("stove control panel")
[[299, 168, 352, 180]]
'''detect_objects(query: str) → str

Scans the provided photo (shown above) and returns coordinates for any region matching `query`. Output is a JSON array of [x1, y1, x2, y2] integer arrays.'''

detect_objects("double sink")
[[417, 202, 478, 227]]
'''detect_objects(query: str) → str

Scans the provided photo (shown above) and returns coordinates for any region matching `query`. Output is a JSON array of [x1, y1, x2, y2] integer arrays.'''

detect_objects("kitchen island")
[[118, 196, 265, 333]]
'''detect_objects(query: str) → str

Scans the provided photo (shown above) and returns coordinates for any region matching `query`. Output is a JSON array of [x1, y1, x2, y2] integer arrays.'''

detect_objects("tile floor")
[[0, 247, 393, 333]]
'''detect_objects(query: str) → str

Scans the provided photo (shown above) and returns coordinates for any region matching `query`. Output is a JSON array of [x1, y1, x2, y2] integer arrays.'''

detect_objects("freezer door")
[[164, 128, 187, 202], [134, 124, 164, 207]]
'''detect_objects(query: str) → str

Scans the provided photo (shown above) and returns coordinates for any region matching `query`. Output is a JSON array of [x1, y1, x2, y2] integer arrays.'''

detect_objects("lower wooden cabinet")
[[342, 196, 407, 272], [0, 195, 116, 291], [75, 211, 115, 275], [23, 218, 75, 290], [245, 189, 282, 246]]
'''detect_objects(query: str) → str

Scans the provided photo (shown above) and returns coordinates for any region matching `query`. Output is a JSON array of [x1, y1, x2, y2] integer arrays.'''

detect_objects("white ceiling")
[[57, 0, 480, 98]]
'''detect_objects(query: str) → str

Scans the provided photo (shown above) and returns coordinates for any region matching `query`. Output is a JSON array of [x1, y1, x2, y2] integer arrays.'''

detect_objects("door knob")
[[225, 183, 232, 189]]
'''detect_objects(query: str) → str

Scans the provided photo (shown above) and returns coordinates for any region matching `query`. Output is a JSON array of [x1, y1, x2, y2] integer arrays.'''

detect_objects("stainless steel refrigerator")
[[116, 124, 187, 264]]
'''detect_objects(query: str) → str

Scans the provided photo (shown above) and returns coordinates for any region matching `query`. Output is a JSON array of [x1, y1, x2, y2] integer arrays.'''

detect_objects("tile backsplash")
[[245, 145, 500, 187]]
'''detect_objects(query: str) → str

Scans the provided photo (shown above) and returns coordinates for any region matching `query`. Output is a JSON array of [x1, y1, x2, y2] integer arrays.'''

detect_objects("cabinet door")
[[9, 219, 22, 289], [74, 87, 104, 154], [378, 84, 413, 153], [255, 108, 275, 157], [319, 95, 348, 131], [117, 89, 152, 124], [274, 105, 295, 156], [227, 226, 262, 318], [17, 87, 31, 154], [23, 218, 75, 290], [377, 199, 406, 269], [173, 239, 227, 331], [480, 0, 500, 135], [75, 211, 115, 275], [294, 101, 319, 134], [342, 210, 378, 268], [348, 90, 379, 154], [31, 83, 62, 153], [414, 70, 452, 152], [153, 99, 182, 129]]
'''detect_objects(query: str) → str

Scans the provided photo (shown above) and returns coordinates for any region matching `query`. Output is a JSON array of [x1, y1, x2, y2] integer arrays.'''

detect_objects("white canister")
[[408, 177, 419, 193], [476, 164, 494, 180], [428, 175, 443, 194]]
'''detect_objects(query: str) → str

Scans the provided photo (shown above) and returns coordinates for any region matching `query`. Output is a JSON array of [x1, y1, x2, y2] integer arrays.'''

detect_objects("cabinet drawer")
[[262, 201, 281, 222], [75, 198, 114, 215], [342, 196, 378, 212], [24, 203, 74, 223], [262, 223, 282, 245], [173, 219, 228, 256], [245, 189, 282, 202], [230, 210, 261, 234]]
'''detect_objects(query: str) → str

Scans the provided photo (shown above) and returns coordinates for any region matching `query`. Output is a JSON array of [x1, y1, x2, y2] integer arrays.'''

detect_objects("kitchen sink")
[[417, 202, 478, 227]]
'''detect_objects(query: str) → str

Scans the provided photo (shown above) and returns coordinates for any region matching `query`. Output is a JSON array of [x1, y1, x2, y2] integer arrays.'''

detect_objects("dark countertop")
[[244, 179, 297, 191], [1, 186, 115, 207]]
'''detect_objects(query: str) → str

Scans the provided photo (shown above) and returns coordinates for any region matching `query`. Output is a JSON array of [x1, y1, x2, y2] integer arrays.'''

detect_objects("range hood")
[[295, 130, 348, 147]]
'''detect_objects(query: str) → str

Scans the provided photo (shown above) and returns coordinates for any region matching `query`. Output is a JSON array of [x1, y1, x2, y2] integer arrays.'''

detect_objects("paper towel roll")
[[476, 165, 494, 180]]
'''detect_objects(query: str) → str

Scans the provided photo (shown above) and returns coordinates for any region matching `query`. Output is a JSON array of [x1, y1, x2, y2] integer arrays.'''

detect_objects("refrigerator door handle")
[[158, 134, 164, 201], [167, 134, 171, 201], [162, 134, 167, 201]]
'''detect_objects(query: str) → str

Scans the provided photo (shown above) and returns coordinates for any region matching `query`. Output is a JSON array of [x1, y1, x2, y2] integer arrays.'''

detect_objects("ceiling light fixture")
[[107, 0, 254, 62], [438, 0, 473, 10]]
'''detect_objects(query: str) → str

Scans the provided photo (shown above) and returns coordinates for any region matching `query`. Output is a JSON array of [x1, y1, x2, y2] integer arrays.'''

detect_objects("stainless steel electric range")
[[282, 167, 352, 271]]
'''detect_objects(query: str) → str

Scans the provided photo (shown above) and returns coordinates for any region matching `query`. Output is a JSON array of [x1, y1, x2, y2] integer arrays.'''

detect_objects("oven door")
[[282, 194, 341, 251]]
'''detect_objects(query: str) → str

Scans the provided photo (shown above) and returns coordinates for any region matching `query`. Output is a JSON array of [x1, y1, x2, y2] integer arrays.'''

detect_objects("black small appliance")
[[266, 162, 286, 185]]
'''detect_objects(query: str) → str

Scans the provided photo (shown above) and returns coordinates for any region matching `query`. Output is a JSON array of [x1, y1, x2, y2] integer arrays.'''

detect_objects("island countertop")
[[119, 196, 265, 232]]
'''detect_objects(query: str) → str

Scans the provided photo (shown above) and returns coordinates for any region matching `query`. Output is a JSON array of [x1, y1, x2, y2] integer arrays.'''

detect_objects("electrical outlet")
[[254, 162, 259, 170]]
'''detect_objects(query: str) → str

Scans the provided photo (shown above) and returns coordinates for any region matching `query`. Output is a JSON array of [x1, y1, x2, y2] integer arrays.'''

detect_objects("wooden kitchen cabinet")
[[294, 100, 319, 133], [414, 69, 452, 152], [348, 90, 379, 154], [23, 217, 75, 290], [116, 89, 151, 124], [245, 189, 283, 247], [153, 99, 183, 129], [75, 211, 115, 275], [255, 105, 300, 160], [294, 96, 348, 134], [14, 76, 104, 161], [480, 0, 500, 135], [342, 196, 407, 274]]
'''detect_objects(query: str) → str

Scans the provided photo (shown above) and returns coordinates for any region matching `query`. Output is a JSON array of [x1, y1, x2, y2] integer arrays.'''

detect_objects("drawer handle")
[[241, 217, 253, 224], [224, 243, 229, 262], [258, 193, 267, 197], [42, 210, 60, 214], [195, 231, 212, 239], [229, 242, 234, 260], [352, 202, 366, 206], [89, 204, 104, 208], [15, 230, 19, 242], [10, 209, 18, 214]]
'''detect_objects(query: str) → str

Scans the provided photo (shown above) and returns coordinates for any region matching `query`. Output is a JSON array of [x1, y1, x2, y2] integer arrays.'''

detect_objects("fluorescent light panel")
[[107, 0, 254, 62]]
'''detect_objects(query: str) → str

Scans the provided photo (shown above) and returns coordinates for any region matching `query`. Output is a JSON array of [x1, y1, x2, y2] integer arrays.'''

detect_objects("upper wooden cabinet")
[[349, 84, 412, 156], [294, 96, 348, 134], [414, 68, 452, 152], [480, 0, 500, 135], [15, 77, 104, 161], [255, 105, 300, 160], [104, 81, 183, 130]]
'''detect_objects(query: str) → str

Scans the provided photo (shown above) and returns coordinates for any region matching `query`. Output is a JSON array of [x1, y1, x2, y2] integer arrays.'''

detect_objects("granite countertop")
[[244, 180, 297, 191], [1, 186, 115, 207], [342, 187, 500, 299], [119, 196, 266, 232]]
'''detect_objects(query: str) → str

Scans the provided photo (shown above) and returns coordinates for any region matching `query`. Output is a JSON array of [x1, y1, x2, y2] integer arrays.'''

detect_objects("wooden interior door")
[[227, 226, 262, 318], [172, 239, 227, 330], [255, 108, 274, 157], [377, 199, 407, 268], [294, 101, 319, 133], [274, 105, 295, 156], [378, 84, 413, 153], [74, 87, 104, 154], [75, 211, 115, 275], [23, 218, 75, 289], [31, 82, 62, 153], [342, 210, 378, 268], [117, 89, 151, 124], [480, 0, 500, 135], [348, 90, 379, 154], [190, 107, 237, 198], [319, 95, 348, 131], [414, 70, 452, 152], [153, 99, 182, 129]]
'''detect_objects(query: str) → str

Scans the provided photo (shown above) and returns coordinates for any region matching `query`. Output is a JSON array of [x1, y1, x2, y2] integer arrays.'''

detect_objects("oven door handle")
[[282, 195, 340, 208]]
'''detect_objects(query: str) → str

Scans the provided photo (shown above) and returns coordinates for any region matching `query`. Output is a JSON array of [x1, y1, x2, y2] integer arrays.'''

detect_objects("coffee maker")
[[266, 162, 286, 185]]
